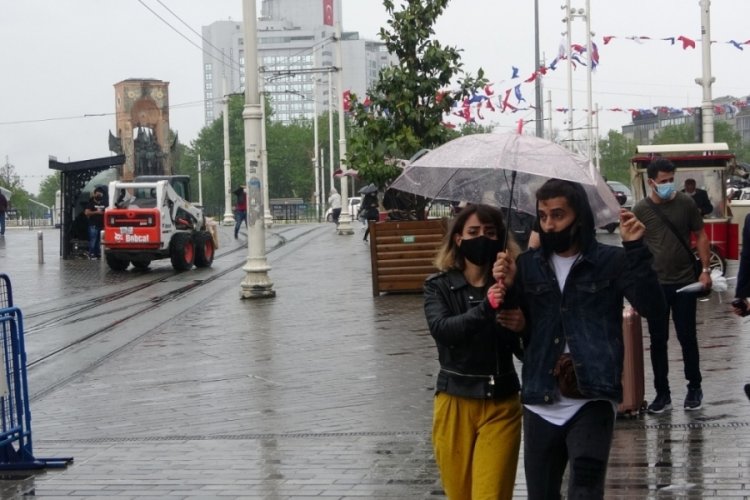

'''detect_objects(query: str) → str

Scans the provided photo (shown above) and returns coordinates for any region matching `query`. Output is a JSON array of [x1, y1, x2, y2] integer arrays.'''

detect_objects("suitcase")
[[618, 306, 646, 416]]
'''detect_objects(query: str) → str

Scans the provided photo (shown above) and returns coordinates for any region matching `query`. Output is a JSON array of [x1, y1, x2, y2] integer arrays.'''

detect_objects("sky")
[[2, 0, 749, 195]]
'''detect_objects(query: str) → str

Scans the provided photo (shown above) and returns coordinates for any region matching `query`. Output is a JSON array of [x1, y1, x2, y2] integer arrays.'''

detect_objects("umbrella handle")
[[503, 170, 518, 252]]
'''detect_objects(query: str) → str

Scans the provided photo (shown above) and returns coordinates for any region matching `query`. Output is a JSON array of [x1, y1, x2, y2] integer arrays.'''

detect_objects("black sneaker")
[[684, 387, 703, 410], [647, 394, 672, 414]]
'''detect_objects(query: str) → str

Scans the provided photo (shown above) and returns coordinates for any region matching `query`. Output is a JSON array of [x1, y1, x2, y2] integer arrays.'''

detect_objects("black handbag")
[[646, 199, 709, 294]]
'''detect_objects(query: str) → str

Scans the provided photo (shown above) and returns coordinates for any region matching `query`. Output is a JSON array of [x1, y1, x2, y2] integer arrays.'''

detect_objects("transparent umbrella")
[[390, 132, 621, 227]]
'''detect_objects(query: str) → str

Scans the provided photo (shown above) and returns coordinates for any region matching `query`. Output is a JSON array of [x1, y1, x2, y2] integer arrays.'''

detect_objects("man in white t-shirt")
[[494, 179, 665, 499]]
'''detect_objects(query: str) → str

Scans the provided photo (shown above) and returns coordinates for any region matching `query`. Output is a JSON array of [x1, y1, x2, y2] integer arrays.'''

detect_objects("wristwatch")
[[701, 267, 711, 273]]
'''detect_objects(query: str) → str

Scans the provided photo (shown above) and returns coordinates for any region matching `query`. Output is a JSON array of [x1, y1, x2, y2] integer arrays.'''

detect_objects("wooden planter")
[[368, 219, 448, 296]]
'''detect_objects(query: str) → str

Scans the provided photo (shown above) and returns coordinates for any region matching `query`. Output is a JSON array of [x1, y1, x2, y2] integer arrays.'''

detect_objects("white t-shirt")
[[525, 252, 610, 426]]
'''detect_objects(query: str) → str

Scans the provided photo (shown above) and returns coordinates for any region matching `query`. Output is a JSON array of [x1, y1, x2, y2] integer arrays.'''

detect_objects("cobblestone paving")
[[0, 225, 748, 498]]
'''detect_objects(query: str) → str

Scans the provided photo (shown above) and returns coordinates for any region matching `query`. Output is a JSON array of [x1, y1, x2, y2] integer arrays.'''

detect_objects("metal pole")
[[534, 0, 544, 138], [222, 78, 235, 225], [594, 102, 601, 171], [261, 82, 272, 228], [240, 0, 275, 299], [585, 0, 594, 163], [547, 90, 554, 140], [565, 0, 574, 149], [334, 0, 353, 235], [327, 71, 335, 200], [37, 231, 44, 264], [312, 78, 321, 222], [197, 155, 203, 206], [697, 0, 715, 143]]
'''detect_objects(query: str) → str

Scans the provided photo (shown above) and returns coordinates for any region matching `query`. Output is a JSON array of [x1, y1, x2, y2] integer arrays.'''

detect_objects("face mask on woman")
[[458, 235, 505, 266]]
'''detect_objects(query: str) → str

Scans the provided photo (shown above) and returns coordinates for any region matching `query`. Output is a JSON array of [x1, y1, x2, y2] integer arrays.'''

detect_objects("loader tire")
[[131, 260, 151, 270], [105, 253, 130, 271], [194, 231, 215, 268], [170, 232, 195, 271]]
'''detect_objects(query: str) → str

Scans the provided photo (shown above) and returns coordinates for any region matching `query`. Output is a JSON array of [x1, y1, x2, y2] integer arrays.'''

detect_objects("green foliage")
[[347, 0, 487, 189], [598, 130, 636, 184], [176, 94, 322, 216], [0, 160, 34, 218], [652, 120, 750, 163], [37, 172, 61, 207]]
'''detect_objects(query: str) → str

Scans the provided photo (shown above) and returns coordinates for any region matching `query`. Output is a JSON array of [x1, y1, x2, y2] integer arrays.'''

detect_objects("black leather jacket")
[[424, 269, 521, 401]]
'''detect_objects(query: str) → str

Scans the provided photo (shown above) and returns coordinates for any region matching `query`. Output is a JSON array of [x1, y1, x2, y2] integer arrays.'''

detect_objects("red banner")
[[323, 0, 334, 26]]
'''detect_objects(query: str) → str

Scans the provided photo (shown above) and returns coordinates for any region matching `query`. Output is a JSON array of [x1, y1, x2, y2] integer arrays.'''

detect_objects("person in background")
[[682, 178, 713, 216], [0, 190, 8, 236], [731, 213, 750, 401], [233, 185, 247, 239], [84, 186, 106, 259], [328, 188, 342, 226], [424, 204, 525, 500], [495, 179, 664, 499], [359, 192, 379, 243], [633, 158, 712, 413]]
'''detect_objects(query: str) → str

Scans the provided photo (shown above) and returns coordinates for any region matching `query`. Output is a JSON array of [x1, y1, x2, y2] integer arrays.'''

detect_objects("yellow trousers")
[[432, 392, 522, 500]]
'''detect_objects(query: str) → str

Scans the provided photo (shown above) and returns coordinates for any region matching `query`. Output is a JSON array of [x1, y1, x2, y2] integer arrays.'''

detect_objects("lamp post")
[[696, 0, 715, 143], [222, 78, 235, 225], [334, 0, 353, 235], [534, 0, 544, 139], [240, 0, 275, 299], [260, 82, 272, 229]]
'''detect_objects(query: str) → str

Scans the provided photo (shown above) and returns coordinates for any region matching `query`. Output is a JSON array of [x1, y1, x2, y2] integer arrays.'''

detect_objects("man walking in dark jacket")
[[494, 179, 665, 499], [0, 191, 7, 236]]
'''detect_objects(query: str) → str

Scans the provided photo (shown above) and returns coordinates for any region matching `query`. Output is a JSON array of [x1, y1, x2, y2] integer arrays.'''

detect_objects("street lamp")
[[222, 78, 235, 226], [334, 0, 353, 235], [240, 0, 275, 299], [696, 0, 715, 143]]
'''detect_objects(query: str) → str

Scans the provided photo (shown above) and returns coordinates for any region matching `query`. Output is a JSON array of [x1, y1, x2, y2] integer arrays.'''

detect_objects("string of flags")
[[343, 32, 750, 127]]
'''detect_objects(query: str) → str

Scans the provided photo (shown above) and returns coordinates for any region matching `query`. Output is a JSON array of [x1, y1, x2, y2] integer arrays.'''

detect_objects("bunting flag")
[[603, 34, 750, 50]]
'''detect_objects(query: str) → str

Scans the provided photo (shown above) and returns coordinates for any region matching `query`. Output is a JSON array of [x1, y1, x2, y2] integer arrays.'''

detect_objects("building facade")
[[201, 0, 394, 124], [622, 95, 750, 145]]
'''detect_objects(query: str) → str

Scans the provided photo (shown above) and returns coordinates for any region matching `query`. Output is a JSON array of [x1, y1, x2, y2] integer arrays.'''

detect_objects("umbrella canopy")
[[390, 132, 620, 227], [358, 183, 378, 195]]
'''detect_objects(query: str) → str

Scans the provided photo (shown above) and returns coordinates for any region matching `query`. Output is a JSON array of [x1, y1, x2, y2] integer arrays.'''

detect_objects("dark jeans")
[[234, 210, 247, 237], [88, 225, 101, 257], [0, 212, 5, 235], [524, 401, 615, 500], [645, 283, 702, 395], [332, 208, 341, 224]]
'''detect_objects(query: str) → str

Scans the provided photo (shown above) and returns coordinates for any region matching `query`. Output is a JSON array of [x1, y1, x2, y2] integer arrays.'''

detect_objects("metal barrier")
[[0, 274, 72, 470]]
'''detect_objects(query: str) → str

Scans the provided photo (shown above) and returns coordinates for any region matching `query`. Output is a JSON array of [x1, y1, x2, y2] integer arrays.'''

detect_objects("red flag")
[[603, 36, 615, 45], [677, 35, 696, 49], [342, 90, 351, 112], [323, 0, 334, 26]]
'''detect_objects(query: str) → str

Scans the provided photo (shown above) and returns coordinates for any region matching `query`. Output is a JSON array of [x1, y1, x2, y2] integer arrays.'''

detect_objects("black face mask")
[[458, 235, 505, 267], [540, 222, 577, 254]]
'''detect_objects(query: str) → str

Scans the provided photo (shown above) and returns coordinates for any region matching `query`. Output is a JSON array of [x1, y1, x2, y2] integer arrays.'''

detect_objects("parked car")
[[606, 180, 633, 210], [325, 196, 361, 222]]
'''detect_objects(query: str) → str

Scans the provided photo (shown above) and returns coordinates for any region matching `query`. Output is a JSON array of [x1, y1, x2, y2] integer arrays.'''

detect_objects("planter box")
[[368, 219, 447, 296]]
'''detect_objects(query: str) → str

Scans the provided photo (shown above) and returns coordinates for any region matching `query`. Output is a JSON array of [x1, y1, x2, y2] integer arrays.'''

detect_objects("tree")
[[177, 94, 320, 216], [347, 0, 487, 191], [37, 172, 61, 207], [598, 130, 636, 184]]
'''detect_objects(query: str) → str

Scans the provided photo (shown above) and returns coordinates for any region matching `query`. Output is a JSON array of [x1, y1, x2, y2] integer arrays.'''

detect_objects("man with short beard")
[[494, 179, 664, 499]]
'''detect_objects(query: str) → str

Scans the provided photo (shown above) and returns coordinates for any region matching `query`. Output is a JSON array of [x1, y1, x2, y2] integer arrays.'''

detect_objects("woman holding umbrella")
[[423, 204, 525, 499]]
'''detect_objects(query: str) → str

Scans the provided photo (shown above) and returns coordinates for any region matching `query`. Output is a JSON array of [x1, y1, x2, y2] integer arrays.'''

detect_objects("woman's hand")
[[487, 282, 506, 309], [492, 251, 516, 287], [497, 308, 525, 333]]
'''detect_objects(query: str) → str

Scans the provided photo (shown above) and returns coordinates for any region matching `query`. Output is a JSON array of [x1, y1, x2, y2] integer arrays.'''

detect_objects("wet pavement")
[[0, 222, 748, 499]]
